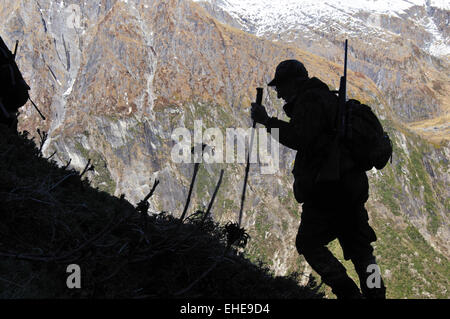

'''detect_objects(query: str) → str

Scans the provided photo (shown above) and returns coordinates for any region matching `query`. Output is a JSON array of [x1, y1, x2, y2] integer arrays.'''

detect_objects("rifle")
[[10, 39, 46, 120], [14, 39, 47, 121], [29, 97, 46, 120], [317, 39, 349, 182], [336, 39, 348, 138]]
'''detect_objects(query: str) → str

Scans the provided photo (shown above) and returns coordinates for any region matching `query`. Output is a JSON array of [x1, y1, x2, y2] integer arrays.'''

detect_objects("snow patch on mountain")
[[195, 0, 449, 17], [194, 0, 450, 57]]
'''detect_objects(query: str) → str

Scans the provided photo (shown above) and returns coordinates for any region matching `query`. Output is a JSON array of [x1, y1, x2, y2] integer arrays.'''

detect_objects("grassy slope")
[[0, 123, 322, 299]]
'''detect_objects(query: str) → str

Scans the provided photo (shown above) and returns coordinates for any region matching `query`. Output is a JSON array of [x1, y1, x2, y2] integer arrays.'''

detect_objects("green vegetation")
[[279, 189, 300, 219], [362, 129, 449, 298], [323, 211, 450, 299], [184, 101, 236, 131], [370, 129, 443, 236], [404, 136, 441, 234], [373, 166, 402, 216], [194, 165, 212, 203]]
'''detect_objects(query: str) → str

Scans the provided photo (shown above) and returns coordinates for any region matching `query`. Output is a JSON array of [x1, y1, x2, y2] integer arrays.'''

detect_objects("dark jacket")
[[265, 77, 367, 204]]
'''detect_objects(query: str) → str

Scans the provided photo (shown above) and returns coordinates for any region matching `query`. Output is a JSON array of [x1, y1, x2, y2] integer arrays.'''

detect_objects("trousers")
[[295, 169, 386, 298]]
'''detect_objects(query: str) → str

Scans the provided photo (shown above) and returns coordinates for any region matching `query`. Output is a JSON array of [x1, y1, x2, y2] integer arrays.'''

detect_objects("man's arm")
[[267, 95, 329, 152], [264, 116, 302, 150], [251, 102, 303, 150]]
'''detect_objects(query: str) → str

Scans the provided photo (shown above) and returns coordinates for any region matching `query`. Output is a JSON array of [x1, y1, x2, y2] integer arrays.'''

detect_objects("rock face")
[[1, 0, 448, 298], [195, 0, 450, 135]]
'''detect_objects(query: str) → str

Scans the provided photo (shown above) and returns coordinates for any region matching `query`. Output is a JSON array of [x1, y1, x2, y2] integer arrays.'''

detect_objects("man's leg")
[[339, 203, 386, 299], [300, 245, 363, 299], [296, 202, 362, 299], [352, 255, 386, 299]]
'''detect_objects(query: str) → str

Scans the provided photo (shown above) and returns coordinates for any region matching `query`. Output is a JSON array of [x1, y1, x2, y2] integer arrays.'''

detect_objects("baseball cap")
[[268, 59, 309, 86]]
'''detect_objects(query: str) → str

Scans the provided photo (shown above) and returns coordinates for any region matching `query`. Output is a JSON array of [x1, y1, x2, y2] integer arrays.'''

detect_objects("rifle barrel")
[[336, 39, 348, 138], [29, 97, 46, 120], [344, 40, 348, 76], [13, 40, 18, 59]]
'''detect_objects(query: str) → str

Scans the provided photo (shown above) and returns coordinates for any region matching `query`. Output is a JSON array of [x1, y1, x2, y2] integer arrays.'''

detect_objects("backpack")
[[0, 36, 30, 115], [340, 99, 393, 171]]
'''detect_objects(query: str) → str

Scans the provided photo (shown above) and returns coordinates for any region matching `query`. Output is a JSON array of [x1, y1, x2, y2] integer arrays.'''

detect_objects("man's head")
[[268, 59, 309, 102]]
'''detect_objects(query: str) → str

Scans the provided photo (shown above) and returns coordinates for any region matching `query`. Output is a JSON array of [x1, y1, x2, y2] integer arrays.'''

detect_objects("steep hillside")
[[0, 0, 448, 298], [0, 123, 322, 298]]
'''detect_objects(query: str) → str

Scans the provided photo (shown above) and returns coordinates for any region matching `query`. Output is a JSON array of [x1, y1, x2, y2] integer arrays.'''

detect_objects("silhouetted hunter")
[[0, 36, 41, 131], [251, 60, 386, 299]]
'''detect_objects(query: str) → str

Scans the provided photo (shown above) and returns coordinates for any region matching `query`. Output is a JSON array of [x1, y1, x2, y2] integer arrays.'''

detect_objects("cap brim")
[[268, 78, 277, 86]]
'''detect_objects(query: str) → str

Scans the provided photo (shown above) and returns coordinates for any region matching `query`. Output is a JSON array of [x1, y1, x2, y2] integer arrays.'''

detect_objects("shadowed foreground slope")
[[0, 124, 322, 299]]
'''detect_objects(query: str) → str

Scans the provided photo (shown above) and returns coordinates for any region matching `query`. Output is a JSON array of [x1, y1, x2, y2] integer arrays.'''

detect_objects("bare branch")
[[203, 169, 224, 223]]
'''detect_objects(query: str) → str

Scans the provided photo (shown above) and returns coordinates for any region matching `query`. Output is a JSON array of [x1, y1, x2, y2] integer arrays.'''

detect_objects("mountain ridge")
[[195, 0, 450, 142]]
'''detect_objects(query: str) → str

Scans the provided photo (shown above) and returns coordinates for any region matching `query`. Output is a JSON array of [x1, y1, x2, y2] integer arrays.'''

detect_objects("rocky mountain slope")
[[0, 0, 448, 298], [196, 0, 450, 142]]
